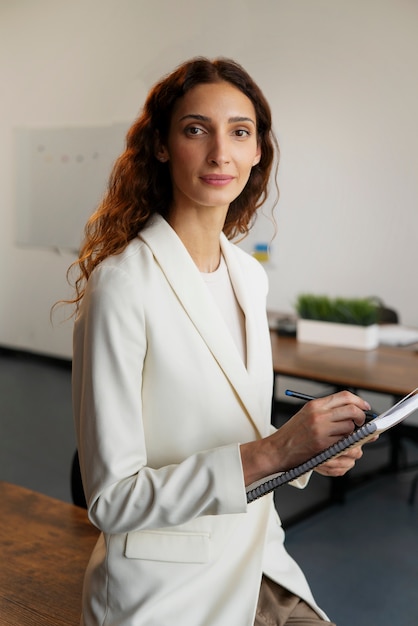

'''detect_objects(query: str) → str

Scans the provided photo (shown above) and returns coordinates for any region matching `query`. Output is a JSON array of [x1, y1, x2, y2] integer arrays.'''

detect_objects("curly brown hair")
[[67, 57, 279, 310]]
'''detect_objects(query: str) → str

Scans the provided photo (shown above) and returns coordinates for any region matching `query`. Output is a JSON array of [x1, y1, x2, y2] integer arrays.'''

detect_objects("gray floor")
[[1, 348, 418, 625], [285, 472, 418, 626]]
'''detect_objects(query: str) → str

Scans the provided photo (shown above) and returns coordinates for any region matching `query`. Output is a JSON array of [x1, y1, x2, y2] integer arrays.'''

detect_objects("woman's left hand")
[[314, 446, 363, 477], [314, 435, 379, 477]]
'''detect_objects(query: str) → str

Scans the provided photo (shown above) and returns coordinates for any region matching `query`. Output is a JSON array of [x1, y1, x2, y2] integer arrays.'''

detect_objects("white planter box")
[[297, 319, 379, 350]]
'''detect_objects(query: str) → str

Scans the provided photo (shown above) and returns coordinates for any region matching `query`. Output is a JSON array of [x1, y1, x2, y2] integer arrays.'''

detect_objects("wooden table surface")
[[0, 481, 99, 626], [271, 332, 418, 398]]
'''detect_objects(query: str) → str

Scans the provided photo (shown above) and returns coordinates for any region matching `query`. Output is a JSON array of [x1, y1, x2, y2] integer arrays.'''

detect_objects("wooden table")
[[0, 481, 99, 626], [271, 332, 418, 397]]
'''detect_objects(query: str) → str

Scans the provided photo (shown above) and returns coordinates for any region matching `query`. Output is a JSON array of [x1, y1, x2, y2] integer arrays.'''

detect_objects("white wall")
[[1, 0, 417, 359]]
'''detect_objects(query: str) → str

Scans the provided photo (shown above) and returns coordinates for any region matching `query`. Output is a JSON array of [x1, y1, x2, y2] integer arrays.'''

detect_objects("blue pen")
[[285, 389, 378, 421]]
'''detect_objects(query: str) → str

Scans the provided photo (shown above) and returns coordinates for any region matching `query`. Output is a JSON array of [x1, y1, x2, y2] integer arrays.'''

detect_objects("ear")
[[155, 146, 169, 163], [252, 146, 261, 167], [154, 133, 169, 163]]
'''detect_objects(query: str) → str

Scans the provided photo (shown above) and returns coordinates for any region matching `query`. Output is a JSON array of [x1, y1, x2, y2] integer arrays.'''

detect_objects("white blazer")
[[72, 214, 328, 626]]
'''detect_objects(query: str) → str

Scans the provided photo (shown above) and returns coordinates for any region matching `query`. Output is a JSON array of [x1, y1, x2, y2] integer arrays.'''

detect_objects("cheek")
[[238, 155, 259, 180], [235, 143, 260, 168], [169, 145, 197, 175]]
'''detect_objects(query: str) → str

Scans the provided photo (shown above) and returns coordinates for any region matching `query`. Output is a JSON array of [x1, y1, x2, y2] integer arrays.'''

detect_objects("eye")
[[233, 128, 251, 138], [184, 126, 205, 136]]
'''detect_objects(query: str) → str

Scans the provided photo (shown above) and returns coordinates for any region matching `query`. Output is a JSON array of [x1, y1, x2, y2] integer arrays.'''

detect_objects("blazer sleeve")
[[72, 263, 248, 535]]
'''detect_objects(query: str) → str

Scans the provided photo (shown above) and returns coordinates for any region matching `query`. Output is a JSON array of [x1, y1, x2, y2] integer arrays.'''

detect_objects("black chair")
[[376, 304, 399, 325], [395, 423, 418, 506], [70, 449, 87, 509], [408, 472, 418, 505]]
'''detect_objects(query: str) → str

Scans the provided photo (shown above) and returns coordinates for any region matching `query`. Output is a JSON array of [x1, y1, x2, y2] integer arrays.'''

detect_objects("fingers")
[[320, 390, 371, 413], [305, 390, 371, 432], [339, 446, 364, 460], [315, 446, 364, 477]]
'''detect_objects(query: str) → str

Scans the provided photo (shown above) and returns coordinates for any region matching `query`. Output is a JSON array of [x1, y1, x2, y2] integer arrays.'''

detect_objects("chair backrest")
[[377, 305, 399, 324], [70, 450, 87, 509]]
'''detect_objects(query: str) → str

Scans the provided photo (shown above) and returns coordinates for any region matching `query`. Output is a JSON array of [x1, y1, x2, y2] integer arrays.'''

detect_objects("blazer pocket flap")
[[125, 530, 211, 564]]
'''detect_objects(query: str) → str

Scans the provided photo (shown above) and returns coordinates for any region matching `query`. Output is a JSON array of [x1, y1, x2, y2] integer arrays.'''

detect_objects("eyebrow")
[[178, 114, 256, 126]]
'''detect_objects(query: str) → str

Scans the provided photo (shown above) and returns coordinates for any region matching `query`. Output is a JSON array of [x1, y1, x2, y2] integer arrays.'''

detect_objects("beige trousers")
[[254, 576, 337, 626]]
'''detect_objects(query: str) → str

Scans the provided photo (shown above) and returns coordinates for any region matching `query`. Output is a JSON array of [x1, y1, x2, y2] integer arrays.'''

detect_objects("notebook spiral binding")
[[246, 421, 377, 503]]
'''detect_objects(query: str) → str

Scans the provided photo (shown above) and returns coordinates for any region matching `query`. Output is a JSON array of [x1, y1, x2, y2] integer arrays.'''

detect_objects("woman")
[[70, 57, 371, 625]]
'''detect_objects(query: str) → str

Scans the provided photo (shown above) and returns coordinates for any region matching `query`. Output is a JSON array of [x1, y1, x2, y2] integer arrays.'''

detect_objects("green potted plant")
[[295, 294, 379, 350]]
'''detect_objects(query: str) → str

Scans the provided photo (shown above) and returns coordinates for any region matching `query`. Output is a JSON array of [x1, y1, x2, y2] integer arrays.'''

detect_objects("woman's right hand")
[[240, 390, 372, 487]]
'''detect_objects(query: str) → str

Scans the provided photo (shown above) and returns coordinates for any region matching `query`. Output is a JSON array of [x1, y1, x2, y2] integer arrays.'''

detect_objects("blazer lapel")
[[140, 215, 265, 437]]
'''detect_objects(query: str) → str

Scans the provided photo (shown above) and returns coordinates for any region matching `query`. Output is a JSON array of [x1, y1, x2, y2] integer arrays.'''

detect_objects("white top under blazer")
[[72, 214, 327, 626]]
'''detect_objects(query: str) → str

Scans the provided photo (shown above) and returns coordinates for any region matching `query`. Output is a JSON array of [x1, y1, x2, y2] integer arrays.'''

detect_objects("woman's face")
[[157, 81, 261, 216]]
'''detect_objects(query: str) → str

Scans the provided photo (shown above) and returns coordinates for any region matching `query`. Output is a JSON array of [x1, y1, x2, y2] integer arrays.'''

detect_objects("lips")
[[200, 174, 234, 186]]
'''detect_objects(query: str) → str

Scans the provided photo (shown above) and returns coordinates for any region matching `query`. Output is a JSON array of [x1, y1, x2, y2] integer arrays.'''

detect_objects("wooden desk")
[[271, 333, 418, 397], [0, 481, 99, 626]]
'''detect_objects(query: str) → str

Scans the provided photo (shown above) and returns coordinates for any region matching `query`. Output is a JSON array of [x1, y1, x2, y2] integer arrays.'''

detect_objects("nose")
[[207, 133, 230, 166]]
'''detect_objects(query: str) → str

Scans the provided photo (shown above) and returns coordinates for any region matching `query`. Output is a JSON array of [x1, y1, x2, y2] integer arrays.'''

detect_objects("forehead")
[[171, 81, 257, 122]]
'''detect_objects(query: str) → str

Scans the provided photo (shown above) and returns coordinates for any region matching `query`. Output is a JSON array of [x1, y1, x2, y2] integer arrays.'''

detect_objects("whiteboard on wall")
[[14, 123, 130, 252]]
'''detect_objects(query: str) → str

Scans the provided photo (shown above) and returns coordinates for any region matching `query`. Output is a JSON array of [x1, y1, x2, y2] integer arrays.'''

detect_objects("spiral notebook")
[[246, 388, 418, 503]]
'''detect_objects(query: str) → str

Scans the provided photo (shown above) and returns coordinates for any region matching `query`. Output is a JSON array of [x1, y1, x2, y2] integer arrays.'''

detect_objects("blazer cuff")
[[289, 471, 312, 489], [213, 443, 248, 514]]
